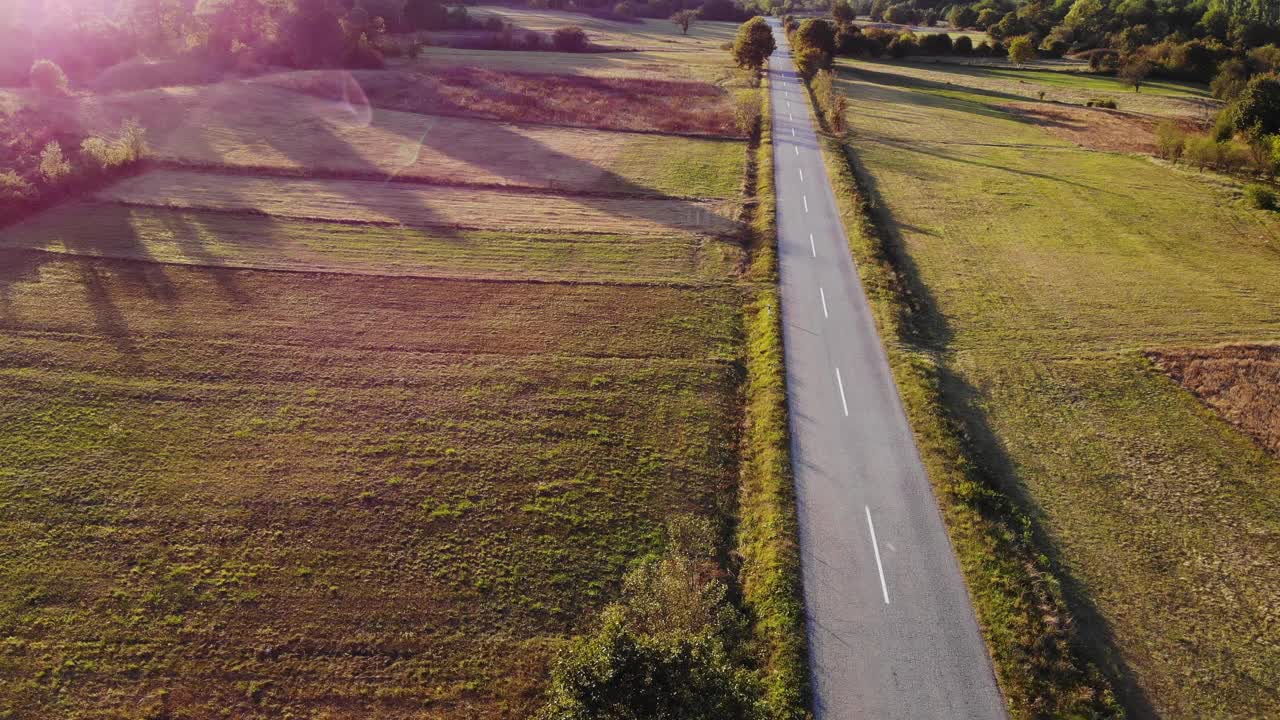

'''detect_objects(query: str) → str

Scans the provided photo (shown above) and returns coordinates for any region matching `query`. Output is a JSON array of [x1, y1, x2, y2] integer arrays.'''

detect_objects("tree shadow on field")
[[851, 61, 1034, 105], [867, 135, 1120, 195], [152, 79, 739, 243], [848, 146, 1159, 718]]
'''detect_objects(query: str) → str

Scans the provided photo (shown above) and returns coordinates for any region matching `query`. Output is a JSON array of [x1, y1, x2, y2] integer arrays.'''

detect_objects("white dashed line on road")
[[865, 506, 891, 605], [803, 195, 809, 213], [809, 233, 816, 256], [835, 367, 849, 417], [798, 168, 804, 182], [820, 287, 828, 318]]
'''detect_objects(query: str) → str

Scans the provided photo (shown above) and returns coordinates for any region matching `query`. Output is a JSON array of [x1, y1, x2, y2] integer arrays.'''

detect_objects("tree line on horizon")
[[0, 0, 764, 88]]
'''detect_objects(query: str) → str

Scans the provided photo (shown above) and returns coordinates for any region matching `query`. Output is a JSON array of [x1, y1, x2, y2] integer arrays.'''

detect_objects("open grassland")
[[407, 13, 743, 83], [832, 58, 1280, 717], [466, 6, 738, 52], [412, 46, 734, 81], [89, 170, 742, 236], [0, 203, 741, 284], [258, 66, 744, 137], [1151, 344, 1280, 456], [855, 60, 1216, 119], [0, 250, 743, 719], [60, 83, 745, 198]]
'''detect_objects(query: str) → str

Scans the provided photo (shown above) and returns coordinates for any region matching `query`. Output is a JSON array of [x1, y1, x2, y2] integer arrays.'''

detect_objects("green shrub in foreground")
[[1244, 183, 1277, 210], [540, 517, 764, 720]]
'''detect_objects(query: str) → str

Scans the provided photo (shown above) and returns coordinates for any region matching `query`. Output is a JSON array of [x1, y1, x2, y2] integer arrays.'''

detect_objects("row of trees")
[[528, 0, 754, 20], [0, 111, 147, 224]]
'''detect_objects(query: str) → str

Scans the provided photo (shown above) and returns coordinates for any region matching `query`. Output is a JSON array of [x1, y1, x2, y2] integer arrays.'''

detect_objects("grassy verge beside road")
[[735, 74, 809, 719]]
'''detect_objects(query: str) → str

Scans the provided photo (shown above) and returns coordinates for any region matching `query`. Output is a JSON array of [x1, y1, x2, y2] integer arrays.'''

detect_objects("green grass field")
[[934, 62, 1209, 97], [856, 59, 1217, 118], [0, 203, 742, 284], [64, 83, 745, 198], [0, 12, 774, 718], [833, 58, 1280, 717], [0, 253, 743, 719], [412, 10, 742, 83]]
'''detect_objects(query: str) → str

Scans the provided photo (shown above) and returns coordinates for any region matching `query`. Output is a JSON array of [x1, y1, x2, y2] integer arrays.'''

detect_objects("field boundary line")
[[735, 68, 811, 720], [93, 198, 741, 239], [0, 330, 746, 367], [145, 160, 729, 202], [0, 247, 738, 291]]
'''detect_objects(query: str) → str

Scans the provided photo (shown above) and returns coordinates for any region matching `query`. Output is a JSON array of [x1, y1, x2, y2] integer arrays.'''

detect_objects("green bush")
[[539, 517, 763, 720], [1154, 121, 1186, 162], [0, 171, 36, 201], [80, 119, 147, 171], [552, 26, 589, 52], [1213, 108, 1236, 141], [1007, 35, 1035, 65], [29, 59, 69, 95], [1212, 57, 1250, 101], [1184, 135, 1223, 169], [38, 141, 72, 183], [733, 89, 762, 136], [1085, 97, 1118, 108], [1232, 73, 1280, 139], [1244, 182, 1278, 209], [887, 31, 918, 57], [795, 45, 829, 79]]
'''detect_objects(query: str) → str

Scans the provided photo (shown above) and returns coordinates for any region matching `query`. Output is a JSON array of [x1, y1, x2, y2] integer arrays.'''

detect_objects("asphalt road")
[[766, 21, 1009, 720]]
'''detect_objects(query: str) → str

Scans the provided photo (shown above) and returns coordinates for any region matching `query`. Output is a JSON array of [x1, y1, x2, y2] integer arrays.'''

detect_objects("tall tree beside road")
[[732, 16, 776, 74]]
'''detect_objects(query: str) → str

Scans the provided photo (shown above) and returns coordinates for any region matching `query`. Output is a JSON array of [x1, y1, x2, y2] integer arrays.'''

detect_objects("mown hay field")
[[60, 83, 746, 198], [257, 66, 745, 137], [834, 57, 1280, 717], [0, 248, 745, 719], [0, 203, 742, 284], [90, 170, 742, 236], [466, 5, 740, 51]]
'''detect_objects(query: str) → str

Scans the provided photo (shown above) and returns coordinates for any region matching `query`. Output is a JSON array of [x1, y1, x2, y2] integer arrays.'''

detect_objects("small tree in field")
[[30, 59, 69, 96], [1007, 35, 1034, 66], [1119, 55, 1152, 92], [671, 9, 698, 35], [39, 142, 72, 183], [732, 16, 775, 75]]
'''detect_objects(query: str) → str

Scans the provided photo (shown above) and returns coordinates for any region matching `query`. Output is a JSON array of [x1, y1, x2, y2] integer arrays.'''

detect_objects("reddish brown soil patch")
[[263, 66, 740, 137], [1150, 344, 1280, 456], [1002, 102, 1204, 155]]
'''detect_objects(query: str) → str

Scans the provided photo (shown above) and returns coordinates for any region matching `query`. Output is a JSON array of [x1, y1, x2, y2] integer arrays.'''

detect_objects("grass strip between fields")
[[805, 82, 1124, 718], [735, 72, 810, 720]]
